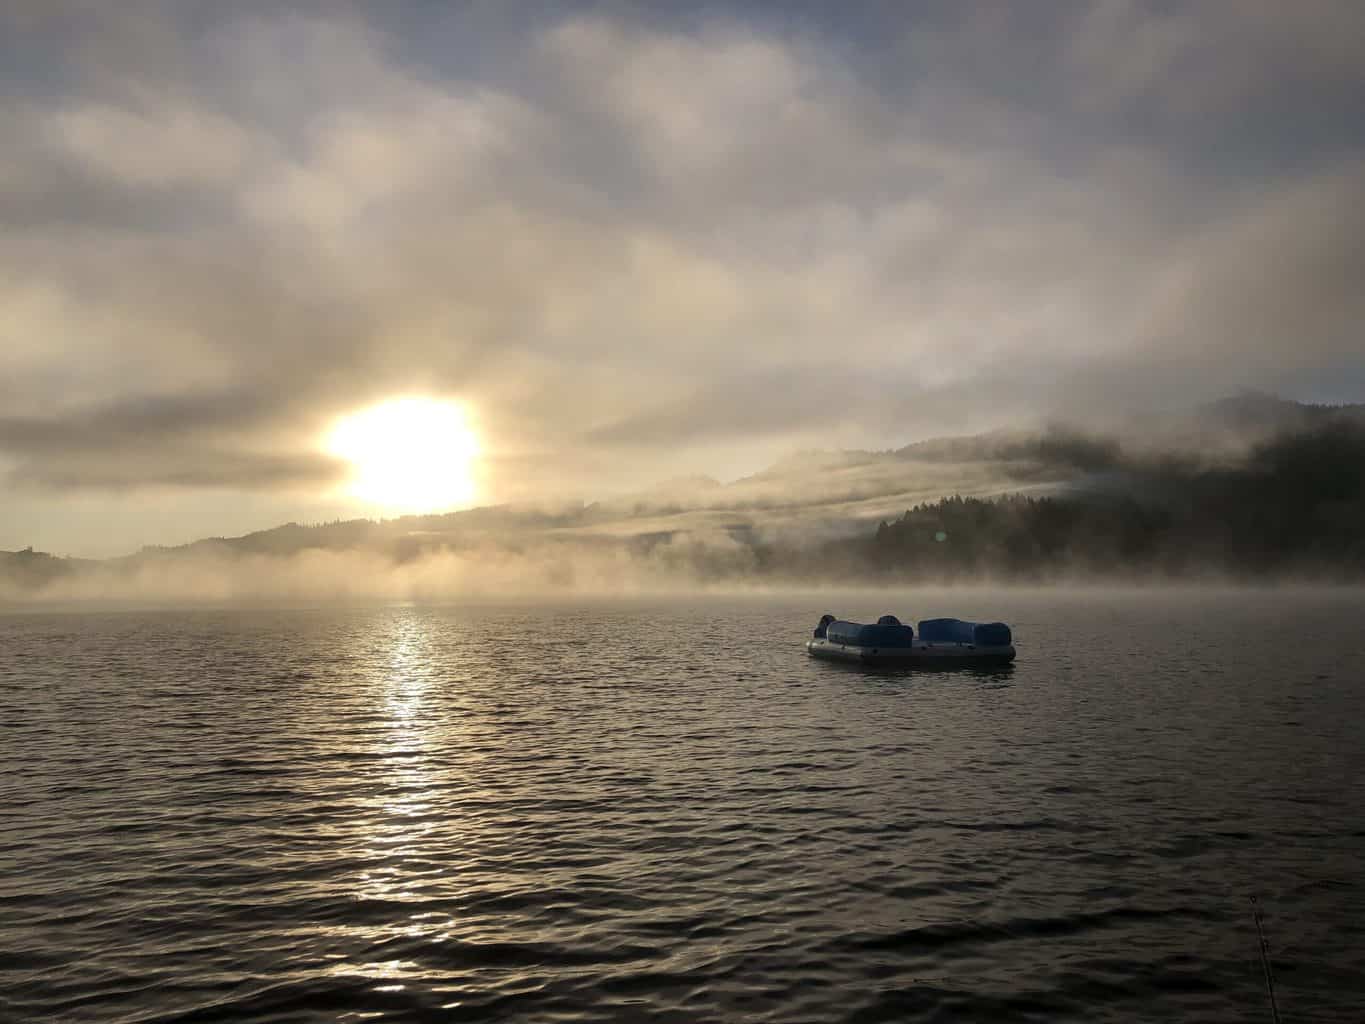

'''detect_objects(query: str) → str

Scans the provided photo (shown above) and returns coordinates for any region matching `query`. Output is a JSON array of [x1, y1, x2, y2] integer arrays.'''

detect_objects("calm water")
[[3, 589, 1363, 1023]]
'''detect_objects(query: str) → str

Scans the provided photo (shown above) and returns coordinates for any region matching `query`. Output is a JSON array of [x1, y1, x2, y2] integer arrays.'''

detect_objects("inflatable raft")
[[806, 613, 1015, 666]]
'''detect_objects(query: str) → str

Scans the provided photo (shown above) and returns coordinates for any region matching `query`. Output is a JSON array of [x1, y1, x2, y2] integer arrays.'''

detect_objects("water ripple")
[[3, 591, 1365, 1022]]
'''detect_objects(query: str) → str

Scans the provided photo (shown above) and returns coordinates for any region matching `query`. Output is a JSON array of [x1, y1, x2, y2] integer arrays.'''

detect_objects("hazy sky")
[[3, 1, 1363, 556]]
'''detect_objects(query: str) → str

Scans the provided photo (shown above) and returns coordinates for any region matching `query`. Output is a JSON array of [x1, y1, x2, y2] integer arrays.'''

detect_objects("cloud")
[[1, 3, 1362, 555], [1139, 164, 1365, 368], [47, 98, 252, 188], [1065, 0, 1365, 117]]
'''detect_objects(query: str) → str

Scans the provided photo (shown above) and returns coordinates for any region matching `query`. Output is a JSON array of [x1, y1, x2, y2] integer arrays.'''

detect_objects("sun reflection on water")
[[308, 609, 518, 994], [331, 612, 473, 983], [371, 617, 438, 859]]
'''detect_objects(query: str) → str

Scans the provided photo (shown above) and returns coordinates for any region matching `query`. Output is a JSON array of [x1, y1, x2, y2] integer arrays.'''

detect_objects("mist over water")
[[7, 408, 1364, 605], [4, 589, 1363, 1022]]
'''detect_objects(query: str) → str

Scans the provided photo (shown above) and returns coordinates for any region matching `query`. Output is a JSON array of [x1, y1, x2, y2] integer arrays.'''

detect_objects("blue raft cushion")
[[916, 618, 975, 644], [826, 617, 915, 648], [973, 622, 1012, 646], [916, 618, 1012, 646]]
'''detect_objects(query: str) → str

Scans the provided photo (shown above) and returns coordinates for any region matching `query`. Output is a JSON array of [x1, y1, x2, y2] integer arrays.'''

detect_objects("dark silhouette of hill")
[[832, 418, 1365, 580], [0, 547, 98, 590]]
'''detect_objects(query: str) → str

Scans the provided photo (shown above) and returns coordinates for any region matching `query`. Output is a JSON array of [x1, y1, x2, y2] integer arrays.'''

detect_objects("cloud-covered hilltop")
[[6, 399, 1363, 603]]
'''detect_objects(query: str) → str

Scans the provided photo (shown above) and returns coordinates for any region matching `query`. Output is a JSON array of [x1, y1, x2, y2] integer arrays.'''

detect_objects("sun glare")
[[326, 397, 480, 514]]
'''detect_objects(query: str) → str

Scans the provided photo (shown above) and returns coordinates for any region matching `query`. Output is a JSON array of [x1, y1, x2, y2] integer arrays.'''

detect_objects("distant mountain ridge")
[[5, 395, 1364, 597]]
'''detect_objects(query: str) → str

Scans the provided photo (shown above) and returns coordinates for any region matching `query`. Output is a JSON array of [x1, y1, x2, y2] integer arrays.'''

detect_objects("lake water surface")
[[3, 589, 1363, 1022]]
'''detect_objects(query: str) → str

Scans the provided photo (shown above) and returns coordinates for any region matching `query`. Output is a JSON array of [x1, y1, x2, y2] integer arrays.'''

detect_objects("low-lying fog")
[[6, 401, 1363, 607]]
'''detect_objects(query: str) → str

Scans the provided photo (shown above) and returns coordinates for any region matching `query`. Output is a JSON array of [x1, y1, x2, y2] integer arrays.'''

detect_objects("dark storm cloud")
[[0, 388, 285, 448], [1, 1, 1363, 552], [7, 449, 339, 492], [0, 384, 346, 491]]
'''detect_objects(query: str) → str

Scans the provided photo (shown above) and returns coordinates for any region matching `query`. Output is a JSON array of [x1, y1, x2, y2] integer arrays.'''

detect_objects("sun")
[[326, 397, 480, 514]]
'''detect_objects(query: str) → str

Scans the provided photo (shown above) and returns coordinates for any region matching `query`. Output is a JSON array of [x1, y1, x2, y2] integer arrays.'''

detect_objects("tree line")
[[835, 421, 1365, 580]]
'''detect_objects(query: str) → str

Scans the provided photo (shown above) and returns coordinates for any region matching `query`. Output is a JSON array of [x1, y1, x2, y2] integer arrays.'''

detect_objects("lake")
[[3, 588, 1363, 1022]]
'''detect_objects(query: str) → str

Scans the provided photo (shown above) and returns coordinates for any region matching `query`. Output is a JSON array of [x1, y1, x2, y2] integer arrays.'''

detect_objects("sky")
[[2, 1, 1364, 557]]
